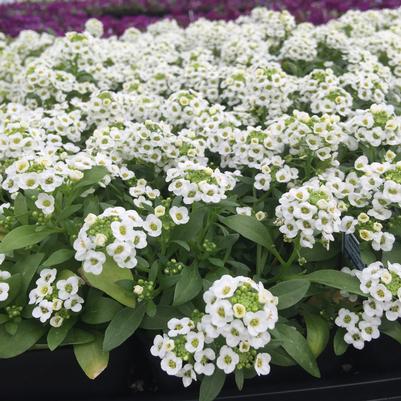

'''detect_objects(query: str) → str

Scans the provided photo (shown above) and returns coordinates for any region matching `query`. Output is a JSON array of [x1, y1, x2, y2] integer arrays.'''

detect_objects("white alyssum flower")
[[216, 345, 240, 374], [35, 193, 55, 215], [254, 353, 272, 376], [161, 352, 183, 376], [169, 206, 190, 225], [32, 300, 53, 323], [178, 364, 197, 387], [56, 276, 79, 300], [194, 348, 216, 376]]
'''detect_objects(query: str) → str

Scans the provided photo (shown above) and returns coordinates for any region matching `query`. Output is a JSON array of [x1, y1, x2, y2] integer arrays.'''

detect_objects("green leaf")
[[62, 328, 95, 346], [0, 226, 58, 253], [149, 261, 159, 283], [199, 368, 226, 401], [58, 204, 82, 220], [159, 274, 180, 290], [75, 166, 108, 189], [136, 256, 149, 271], [227, 260, 251, 275], [0, 274, 21, 308], [57, 269, 78, 280], [146, 301, 157, 317], [103, 304, 146, 352], [205, 267, 230, 284], [383, 243, 401, 266], [14, 193, 28, 225], [0, 320, 46, 358], [235, 369, 244, 391], [272, 323, 320, 378], [4, 321, 18, 336], [360, 242, 377, 265], [172, 240, 190, 252], [13, 253, 44, 303], [171, 207, 207, 241], [268, 347, 296, 367], [300, 242, 340, 262], [215, 234, 239, 251], [76, 71, 96, 83], [176, 302, 196, 317], [381, 319, 401, 344], [66, 166, 108, 203], [141, 305, 183, 330], [0, 314, 8, 324], [208, 258, 225, 268], [47, 316, 77, 351], [333, 328, 348, 356], [74, 332, 109, 379], [83, 258, 136, 308], [220, 215, 273, 251], [305, 270, 364, 296], [43, 249, 74, 267], [270, 280, 310, 310], [82, 292, 123, 325], [388, 222, 401, 238], [173, 265, 203, 306], [304, 312, 329, 357], [83, 196, 100, 216]]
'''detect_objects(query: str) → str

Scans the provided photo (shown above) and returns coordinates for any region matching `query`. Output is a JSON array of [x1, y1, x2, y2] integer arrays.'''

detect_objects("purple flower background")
[[1, 0, 401, 36]]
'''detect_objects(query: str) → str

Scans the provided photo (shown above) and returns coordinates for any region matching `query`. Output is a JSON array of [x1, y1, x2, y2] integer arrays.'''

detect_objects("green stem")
[[160, 235, 167, 257], [256, 246, 269, 278], [260, 248, 269, 274], [199, 207, 217, 243], [270, 245, 286, 265], [304, 154, 313, 179], [283, 240, 300, 268], [256, 244, 262, 277]]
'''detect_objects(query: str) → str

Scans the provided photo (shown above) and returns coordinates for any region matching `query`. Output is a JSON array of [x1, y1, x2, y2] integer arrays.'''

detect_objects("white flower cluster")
[[29, 269, 84, 327], [166, 161, 239, 204], [151, 275, 278, 387], [345, 104, 401, 147], [240, 64, 297, 119], [0, 151, 125, 196], [336, 261, 401, 350], [326, 154, 401, 252], [74, 207, 161, 274], [85, 120, 206, 172], [299, 69, 353, 116], [268, 111, 347, 164], [275, 179, 343, 248], [128, 178, 161, 209]]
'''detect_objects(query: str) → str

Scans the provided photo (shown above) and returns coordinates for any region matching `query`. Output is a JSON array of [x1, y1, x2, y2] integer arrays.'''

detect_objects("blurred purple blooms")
[[0, 0, 400, 36]]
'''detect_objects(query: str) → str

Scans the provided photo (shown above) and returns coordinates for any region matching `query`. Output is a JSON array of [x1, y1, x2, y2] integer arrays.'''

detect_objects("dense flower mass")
[[1, 6, 401, 399]]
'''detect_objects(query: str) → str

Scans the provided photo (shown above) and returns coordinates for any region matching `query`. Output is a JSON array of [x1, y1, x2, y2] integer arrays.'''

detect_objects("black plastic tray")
[[2, 334, 401, 401]]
